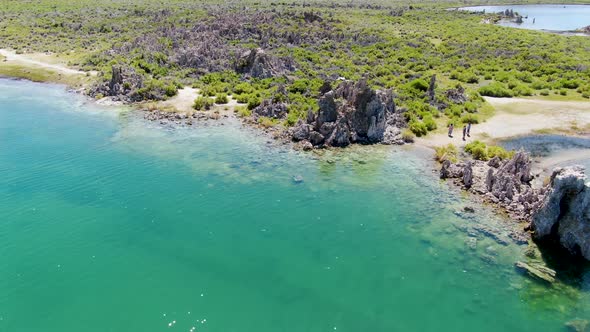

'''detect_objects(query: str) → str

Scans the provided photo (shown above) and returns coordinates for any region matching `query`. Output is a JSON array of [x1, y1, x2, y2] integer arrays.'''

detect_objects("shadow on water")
[[535, 235, 590, 288]]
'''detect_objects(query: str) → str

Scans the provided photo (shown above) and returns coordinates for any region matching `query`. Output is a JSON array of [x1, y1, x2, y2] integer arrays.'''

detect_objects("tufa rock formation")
[[90, 65, 144, 102], [234, 48, 295, 79], [427, 74, 436, 105], [444, 85, 467, 104], [442, 151, 590, 261], [290, 79, 405, 148], [441, 151, 544, 221], [252, 99, 289, 119], [531, 166, 590, 260]]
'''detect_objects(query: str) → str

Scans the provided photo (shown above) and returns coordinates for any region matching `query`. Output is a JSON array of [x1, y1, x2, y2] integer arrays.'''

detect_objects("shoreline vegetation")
[[2, 0, 590, 269]]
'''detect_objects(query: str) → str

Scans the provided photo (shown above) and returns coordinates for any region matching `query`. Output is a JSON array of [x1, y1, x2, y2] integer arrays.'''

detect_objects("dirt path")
[[416, 97, 590, 148], [0, 49, 95, 76]]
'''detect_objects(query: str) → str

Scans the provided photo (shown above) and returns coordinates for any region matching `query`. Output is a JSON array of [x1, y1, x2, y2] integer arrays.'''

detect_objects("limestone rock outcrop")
[[444, 86, 467, 104], [252, 99, 289, 119], [290, 79, 405, 147], [531, 166, 590, 260], [90, 65, 144, 102], [442, 150, 590, 261], [235, 48, 295, 79], [440, 151, 544, 221]]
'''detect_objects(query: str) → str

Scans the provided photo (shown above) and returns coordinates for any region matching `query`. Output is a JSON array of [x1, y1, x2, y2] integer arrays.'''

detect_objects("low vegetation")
[[193, 96, 214, 111], [435, 144, 458, 163], [465, 140, 514, 161], [1, 0, 589, 136]]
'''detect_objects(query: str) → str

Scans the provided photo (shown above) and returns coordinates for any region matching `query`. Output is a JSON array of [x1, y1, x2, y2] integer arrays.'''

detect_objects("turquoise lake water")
[[460, 4, 590, 32], [1, 78, 590, 331]]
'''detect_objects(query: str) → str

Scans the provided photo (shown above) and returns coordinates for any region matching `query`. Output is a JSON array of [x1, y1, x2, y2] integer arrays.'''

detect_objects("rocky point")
[[290, 79, 405, 148]]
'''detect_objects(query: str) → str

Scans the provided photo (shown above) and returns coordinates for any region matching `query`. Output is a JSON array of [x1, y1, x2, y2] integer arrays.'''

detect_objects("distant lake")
[[459, 4, 590, 32]]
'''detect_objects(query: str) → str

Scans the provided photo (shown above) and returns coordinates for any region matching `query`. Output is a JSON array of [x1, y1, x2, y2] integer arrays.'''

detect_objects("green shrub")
[[560, 79, 580, 89], [258, 116, 278, 128], [435, 144, 458, 163], [494, 71, 512, 83], [531, 80, 549, 90], [164, 84, 177, 97], [465, 141, 489, 161], [193, 96, 214, 110], [540, 90, 550, 96], [423, 115, 437, 131], [233, 83, 254, 95], [465, 140, 513, 161], [460, 72, 479, 84], [236, 94, 251, 103], [464, 102, 477, 113], [215, 93, 229, 104], [247, 96, 261, 110], [478, 83, 513, 98], [409, 78, 429, 92], [235, 106, 252, 117], [285, 111, 301, 126], [409, 120, 428, 137], [516, 72, 533, 83], [289, 79, 309, 94], [401, 129, 415, 143], [487, 145, 514, 160], [511, 84, 533, 97], [461, 114, 479, 124]]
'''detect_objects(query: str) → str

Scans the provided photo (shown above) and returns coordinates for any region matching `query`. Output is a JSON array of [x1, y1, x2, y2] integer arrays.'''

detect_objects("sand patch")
[[417, 97, 590, 149], [158, 86, 243, 114], [0, 49, 96, 76]]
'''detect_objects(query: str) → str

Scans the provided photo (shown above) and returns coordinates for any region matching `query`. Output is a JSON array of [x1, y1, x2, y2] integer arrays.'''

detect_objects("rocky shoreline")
[[66, 70, 590, 269], [118, 78, 590, 268], [440, 152, 590, 262], [135, 77, 410, 150]]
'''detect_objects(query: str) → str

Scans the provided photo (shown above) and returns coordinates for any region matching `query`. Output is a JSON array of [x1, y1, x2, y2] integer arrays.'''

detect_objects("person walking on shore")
[[467, 122, 472, 137], [448, 123, 454, 138], [462, 125, 467, 141]]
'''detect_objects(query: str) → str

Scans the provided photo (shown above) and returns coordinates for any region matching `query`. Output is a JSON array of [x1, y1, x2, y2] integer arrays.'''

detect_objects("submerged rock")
[[514, 261, 556, 284], [565, 319, 589, 332], [463, 206, 475, 213], [292, 175, 304, 184], [465, 237, 478, 250]]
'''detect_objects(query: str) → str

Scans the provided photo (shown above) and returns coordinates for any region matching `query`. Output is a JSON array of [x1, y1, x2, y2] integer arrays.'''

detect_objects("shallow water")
[[500, 135, 590, 157], [1, 79, 590, 331], [500, 135, 590, 171], [460, 4, 590, 32]]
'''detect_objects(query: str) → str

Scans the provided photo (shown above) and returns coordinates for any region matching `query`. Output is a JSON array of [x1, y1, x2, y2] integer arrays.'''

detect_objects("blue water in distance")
[[460, 4, 590, 32], [1, 78, 590, 331]]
